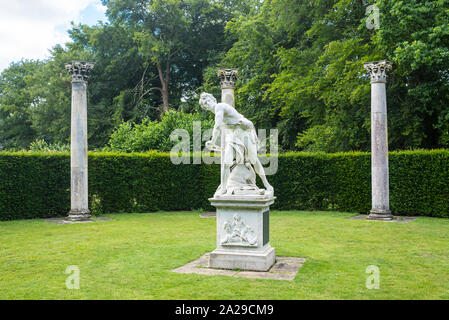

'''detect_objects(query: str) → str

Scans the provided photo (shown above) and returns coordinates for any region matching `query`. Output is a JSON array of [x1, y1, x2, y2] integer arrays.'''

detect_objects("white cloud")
[[0, 0, 105, 71], [96, 3, 107, 13]]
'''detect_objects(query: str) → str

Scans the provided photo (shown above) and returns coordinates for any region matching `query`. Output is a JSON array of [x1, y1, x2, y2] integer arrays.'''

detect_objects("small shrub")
[[29, 139, 70, 152], [108, 110, 214, 153]]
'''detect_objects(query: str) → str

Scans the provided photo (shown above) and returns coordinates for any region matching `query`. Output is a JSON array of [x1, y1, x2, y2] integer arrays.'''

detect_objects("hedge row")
[[0, 150, 448, 220], [270, 151, 449, 218]]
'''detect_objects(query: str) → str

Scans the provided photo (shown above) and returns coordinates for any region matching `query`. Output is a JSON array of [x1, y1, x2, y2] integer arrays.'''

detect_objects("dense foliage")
[[222, 0, 449, 151], [107, 109, 214, 152], [0, 0, 447, 153], [1, 150, 448, 220], [0, 0, 254, 150], [272, 150, 449, 217]]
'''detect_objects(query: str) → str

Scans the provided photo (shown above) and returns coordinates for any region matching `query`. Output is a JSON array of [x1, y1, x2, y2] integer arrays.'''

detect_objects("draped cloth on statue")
[[221, 125, 263, 196]]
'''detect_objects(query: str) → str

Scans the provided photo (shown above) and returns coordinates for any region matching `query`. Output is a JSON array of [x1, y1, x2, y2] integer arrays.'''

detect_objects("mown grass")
[[0, 211, 448, 299]]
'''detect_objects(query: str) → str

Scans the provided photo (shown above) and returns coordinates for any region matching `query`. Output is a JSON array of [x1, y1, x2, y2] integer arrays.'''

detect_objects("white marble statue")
[[199, 92, 273, 197]]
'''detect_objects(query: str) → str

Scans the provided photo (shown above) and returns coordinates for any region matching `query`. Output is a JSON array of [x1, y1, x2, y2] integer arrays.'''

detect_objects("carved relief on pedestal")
[[221, 214, 257, 247], [218, 69, 238, 89], [65, 61, 94, 82], [363, 60, 392, 83]]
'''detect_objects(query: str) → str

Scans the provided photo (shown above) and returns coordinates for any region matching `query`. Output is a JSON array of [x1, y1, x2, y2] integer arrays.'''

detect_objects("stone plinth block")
[[173, 254, 305, 281], [209, 196, 276, 271]]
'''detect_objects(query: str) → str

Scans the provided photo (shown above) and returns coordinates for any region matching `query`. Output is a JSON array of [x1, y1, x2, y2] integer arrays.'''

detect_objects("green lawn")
[[0, 211, 448, 299]]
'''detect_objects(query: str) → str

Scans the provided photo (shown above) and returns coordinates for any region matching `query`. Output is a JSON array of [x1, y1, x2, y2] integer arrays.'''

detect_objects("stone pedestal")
[[364, 61, 393, 221], [209, 196, 276, 271], [65, 61, 94, 222]]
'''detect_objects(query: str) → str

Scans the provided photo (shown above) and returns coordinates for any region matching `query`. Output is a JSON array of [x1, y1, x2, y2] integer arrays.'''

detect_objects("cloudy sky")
[[0, 0, 107, 72]]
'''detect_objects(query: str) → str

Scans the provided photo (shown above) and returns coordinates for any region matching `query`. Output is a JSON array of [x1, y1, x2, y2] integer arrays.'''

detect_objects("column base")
[[367, 209, 393, 221], [66, 209, 91, 222], [210, 246, 275, 272]]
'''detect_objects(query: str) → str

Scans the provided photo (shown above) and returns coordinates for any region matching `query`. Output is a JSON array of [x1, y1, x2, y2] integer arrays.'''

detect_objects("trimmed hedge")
[[0, 150, 448, 220]]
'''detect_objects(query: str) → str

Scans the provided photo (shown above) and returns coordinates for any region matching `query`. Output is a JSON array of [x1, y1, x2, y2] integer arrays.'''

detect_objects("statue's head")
[[199, 92, 217, 112], [223, 221, 231, 233]]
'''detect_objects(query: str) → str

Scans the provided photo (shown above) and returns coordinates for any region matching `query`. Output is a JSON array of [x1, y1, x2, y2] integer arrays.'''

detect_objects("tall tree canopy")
[[0, 60, 43, 149], [224, 0, 449, 152], [0, 0, 250, 149], [101, 0, 254, 113], [0, 0, 447, 152]]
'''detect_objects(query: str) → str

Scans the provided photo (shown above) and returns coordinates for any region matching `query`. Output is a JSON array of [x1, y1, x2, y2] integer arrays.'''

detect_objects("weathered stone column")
[[65, 61, 94, 221], [364, 60, 393, 221], [217, 69, 238, 190], [218, 69, 238, 108]]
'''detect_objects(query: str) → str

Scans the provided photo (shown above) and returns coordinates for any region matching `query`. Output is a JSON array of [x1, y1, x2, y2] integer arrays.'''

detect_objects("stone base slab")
[[350, 214, 417, 223], [210, 246, 275, 272], [67, 209, 91, 222], [44, 217, 114, 225], [199, 212, 216, 218], [368, 210, 394, 221], [173, 253, 305, 281]]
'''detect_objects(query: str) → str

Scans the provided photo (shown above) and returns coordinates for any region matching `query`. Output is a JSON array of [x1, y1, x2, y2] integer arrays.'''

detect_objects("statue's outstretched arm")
[[211, 110, 224, 146]]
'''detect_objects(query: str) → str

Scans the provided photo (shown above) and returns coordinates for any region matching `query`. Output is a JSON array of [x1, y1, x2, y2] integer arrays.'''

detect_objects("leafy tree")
[[224, 0, 449, 152], [102, 0, 247, 114], [0, 0, 258, 150], [3, 0, 447, 153], [28, 45, 94, 146], [68, 23, 147, 147], [0, 60, 43, 149], [375, 0, 449, 148], [223, 0, 319, 150]]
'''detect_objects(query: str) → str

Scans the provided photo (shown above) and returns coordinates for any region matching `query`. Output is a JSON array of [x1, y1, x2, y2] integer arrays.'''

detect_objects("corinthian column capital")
[[364, 60, 392, 83], [218, 69, 238, 89], [65, 61, 94, 83]]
